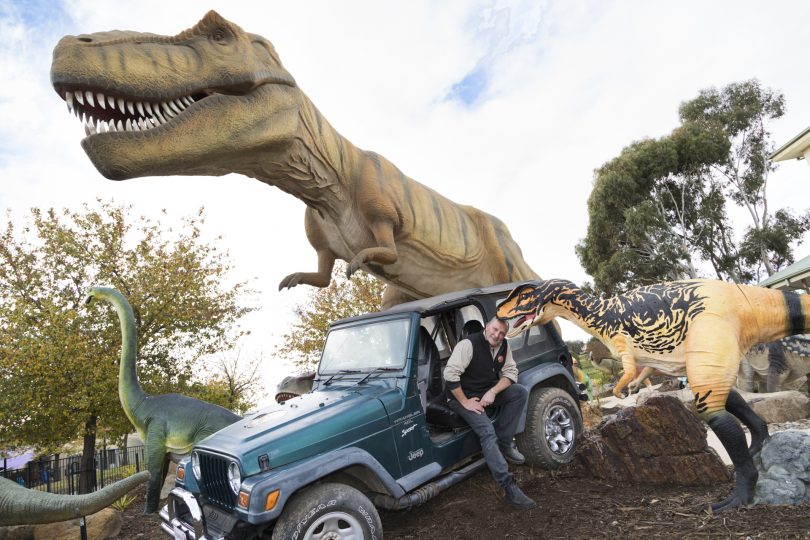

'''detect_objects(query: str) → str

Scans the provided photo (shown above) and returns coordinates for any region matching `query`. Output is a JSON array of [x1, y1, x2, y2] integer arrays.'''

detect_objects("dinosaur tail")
[[0, 471, 149, 526]]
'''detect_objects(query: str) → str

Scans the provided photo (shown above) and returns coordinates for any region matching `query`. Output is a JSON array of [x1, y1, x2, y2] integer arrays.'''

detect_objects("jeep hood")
[[194, 385, 392, 477]]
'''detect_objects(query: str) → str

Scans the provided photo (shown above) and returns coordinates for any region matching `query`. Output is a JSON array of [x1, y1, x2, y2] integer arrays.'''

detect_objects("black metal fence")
[[1, 445, 145, 495]]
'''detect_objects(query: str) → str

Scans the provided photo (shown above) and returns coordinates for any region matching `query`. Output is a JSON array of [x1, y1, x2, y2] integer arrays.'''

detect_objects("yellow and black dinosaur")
[[497, 278, 810, 512]]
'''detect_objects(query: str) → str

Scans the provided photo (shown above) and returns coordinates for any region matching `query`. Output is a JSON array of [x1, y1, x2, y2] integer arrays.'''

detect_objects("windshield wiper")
[[321, 369, 361, 386], [355, 367, 401, 385]]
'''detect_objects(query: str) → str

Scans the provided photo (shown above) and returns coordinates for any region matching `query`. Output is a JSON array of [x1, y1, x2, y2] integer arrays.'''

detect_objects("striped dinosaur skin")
[[740, 335, 810, 393], [50, 11, 539, 308], [498, 278, 810, 511], [86, 287, 241, 513]]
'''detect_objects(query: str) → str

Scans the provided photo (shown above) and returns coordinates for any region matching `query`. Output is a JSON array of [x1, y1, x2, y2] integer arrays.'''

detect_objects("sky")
[[2, 0, 810, 405]]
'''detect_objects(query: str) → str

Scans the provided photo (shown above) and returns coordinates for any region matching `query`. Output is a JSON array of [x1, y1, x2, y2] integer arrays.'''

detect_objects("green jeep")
[[160, 282, 586, 539]]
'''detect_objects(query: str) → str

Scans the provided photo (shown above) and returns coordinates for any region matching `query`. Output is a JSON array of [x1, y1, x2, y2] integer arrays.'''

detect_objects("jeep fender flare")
[[515, 363, 579, 433], [238, 447, 404, 524]]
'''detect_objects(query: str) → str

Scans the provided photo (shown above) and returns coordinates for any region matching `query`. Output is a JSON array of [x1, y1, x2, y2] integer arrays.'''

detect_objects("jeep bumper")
[[159, 487, 245, 540]]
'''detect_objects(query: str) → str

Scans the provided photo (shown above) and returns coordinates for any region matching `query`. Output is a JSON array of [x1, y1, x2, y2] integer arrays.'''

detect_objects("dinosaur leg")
[[687, 343, 754, 512], [628, 366, 654, 394], [279, 208, 337, 290], [725, 389, 769, 456], [381, 285, 418, 309], [765, 341, 787, 393], [347, 220, 398, 277], [612, 349, 637, 398], [144, 424, 168, 514]]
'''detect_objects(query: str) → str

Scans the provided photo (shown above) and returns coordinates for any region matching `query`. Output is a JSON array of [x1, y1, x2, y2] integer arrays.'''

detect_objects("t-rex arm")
[[0, 471, 148, 526], [50, 11, 540, 308], [498, 278, 810, 512], [86, 287, 241, 513]]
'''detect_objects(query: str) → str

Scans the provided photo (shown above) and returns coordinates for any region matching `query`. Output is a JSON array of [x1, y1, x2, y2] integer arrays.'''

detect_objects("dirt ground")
[[120, 462, 810, 540]]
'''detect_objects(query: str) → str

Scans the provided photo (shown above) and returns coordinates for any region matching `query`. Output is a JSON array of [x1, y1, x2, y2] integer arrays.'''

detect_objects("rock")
[[754, 430, 810, 505], [739, 390, 810, 424], [32, 508, 122, 540], [576, 395, 731, 485]]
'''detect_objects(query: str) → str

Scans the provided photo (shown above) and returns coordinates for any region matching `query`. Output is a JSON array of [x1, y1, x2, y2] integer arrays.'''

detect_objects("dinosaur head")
[[497, 279, 578, 338], [50, 11, 299, 180]]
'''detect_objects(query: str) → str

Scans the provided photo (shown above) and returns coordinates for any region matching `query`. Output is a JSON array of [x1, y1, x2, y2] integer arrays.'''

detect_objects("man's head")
[[483, 317, 508, 347]]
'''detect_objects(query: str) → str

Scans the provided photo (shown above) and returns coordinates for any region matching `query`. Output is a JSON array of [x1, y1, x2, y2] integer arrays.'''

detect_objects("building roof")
[[759, 253, 810, 291], [771, 125, 810, 162]]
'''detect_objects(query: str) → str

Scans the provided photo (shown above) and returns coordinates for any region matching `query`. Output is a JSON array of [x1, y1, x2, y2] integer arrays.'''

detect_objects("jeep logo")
[[407, 448, 424, 461], [208, 509, 219, 521]]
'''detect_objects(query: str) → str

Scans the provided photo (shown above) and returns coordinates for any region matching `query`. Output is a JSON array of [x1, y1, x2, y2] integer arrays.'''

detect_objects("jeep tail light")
[[265, 489, 280, 511]]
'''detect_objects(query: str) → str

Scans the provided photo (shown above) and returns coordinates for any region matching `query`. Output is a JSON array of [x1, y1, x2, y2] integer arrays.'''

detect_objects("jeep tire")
[[271, 482, 382, 540], [516, 386, 582, 469]]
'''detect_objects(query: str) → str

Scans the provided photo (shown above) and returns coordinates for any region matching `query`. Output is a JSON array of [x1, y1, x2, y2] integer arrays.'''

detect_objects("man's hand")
[[462, 397, 485, 414], [479, 389, 497, 407]]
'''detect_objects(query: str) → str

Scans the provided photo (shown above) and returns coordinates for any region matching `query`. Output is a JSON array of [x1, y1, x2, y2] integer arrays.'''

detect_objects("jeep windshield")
[[319, 317, 411, 374]]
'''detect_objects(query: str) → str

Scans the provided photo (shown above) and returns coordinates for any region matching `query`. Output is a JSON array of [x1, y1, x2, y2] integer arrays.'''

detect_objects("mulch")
[[119, 464, 810, 539]]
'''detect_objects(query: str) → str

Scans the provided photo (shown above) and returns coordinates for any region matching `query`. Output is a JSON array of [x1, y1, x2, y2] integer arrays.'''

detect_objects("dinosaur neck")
[[244, 91, 352, 220], [546, 288, 612, 341], [100, 289, 147, 426]]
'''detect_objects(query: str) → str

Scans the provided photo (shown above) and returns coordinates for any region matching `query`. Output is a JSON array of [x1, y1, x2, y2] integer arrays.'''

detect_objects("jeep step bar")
[[371, 457, 486, 510]]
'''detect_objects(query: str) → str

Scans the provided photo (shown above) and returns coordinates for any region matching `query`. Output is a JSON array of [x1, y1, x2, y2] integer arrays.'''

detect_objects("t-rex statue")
[[275, 372, 315, 403], [86, 287, 241, 513], [50, 11, 539, 308], [738, 336, 810, 393], [497, 278, 810, 512], [0, 471, 148, 526]]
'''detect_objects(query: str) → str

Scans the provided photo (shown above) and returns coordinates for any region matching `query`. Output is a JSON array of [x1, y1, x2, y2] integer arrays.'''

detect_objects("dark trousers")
[[448, 383, 529, 487]]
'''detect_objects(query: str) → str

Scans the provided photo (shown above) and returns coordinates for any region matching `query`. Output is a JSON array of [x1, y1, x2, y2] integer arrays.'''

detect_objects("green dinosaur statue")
[[0, 471, 148, 526], [50, 11, 540, 308], [85, 287, 241, 513]]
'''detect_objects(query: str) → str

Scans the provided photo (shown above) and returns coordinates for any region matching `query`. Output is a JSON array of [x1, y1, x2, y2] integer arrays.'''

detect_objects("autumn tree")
[[0, 201, 252, 492], [276, 262, 385, 371], [577, 80, 809, 294], [192, 349, 265, 415]]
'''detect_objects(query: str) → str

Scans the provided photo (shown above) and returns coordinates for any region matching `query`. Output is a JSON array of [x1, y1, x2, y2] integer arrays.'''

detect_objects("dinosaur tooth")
[[97, 92, 106, 109], [161, 102, 175, 118], [144, 102, 153, 115], [136, 101, 144, 116], [127, 101, 135, 115], [66, 91, 74, 113], [75, 91, 84, 105], [169, 99, 183, 114], [108, 95, 116, 109], [117, 120, 124, 131], [125, 118, 133, 131], [86, 91, 94, 107]]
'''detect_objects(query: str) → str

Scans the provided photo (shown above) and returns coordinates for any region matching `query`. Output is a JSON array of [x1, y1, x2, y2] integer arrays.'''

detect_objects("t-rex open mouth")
[[55, 86, 212, 136]]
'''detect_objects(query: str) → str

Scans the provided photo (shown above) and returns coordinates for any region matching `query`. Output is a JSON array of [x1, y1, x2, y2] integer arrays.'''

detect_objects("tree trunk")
[[78, 415, 97, 494]]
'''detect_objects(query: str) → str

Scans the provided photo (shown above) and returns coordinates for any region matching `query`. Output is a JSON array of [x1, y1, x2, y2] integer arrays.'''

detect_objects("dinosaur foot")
[[703, 493, 748, 514]]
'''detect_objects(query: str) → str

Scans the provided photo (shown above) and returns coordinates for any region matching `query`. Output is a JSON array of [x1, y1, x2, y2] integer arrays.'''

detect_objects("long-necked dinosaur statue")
[[0, 471, 148, 526], [50, 11, 539, 308], [497, 278, 810, 512], [86, 287, 241, 513]]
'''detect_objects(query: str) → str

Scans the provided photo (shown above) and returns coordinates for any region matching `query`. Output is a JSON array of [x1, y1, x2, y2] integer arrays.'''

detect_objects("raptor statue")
[[86, 287, 241, 513], [0, 471, 148, 526], [50, 11, 539, 308], [497, 278, 810, 512]]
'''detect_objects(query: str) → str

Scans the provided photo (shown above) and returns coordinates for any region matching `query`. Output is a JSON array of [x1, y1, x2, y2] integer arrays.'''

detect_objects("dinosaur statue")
[[738, 336, 810, 393], [275, 372, 315, 403], [86, 287, 241, 513], [0, 471, 148, 526], [497, 278, 810, 512], [584, 338, 654, 397], [50, 11, 540, 309]]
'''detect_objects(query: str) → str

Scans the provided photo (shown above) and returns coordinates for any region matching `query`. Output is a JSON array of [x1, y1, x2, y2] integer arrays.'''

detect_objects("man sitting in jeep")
[[443, 316, 537, 509]]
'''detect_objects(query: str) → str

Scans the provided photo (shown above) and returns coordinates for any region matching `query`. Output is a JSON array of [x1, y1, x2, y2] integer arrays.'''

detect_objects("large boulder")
[[754, 430, 810, 505], [576, 395, 731, 485], [31, 508, 121, 540], [739, 390, 810, 424]]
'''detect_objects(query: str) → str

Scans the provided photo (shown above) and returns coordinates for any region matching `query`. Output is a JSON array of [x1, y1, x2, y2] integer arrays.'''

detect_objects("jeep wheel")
[[271, 482, 382, 540], [516, 386, 582, 469]]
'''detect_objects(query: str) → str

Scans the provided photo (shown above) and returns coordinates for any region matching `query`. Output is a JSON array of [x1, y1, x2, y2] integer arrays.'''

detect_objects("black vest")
[[458, 331, 508, 399]]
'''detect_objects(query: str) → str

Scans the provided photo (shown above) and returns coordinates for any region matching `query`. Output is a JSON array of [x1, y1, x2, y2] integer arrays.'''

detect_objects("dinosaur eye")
[[212, 28, 227, 42]]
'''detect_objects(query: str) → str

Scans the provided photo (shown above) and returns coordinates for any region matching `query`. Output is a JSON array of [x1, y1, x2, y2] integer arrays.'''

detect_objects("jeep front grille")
[[198, 452, 237, 511]]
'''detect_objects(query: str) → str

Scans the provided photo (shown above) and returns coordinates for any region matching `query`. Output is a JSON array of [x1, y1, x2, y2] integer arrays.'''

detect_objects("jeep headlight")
[[191, 451, 201, 481], [227, 461, 241, 494]]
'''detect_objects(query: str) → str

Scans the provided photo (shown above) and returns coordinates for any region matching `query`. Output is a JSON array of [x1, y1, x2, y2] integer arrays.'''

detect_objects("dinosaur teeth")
[[127, 101, 135, 115], [143, 102, 153, 115], [66, 91, 74, 114], [168, 100, 182, 114], [75, 91, 84, 105], [108, 95, 116, 109], [85, 91, 94, 107], [136, 101, 144, 116], [97, 92, 105, 109], [161, 102, 175, 118]]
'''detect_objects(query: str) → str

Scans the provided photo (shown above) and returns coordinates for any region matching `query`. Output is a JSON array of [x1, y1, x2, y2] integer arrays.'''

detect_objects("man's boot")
[[504, 482, 536, 509], [500, 443, 525, 465]]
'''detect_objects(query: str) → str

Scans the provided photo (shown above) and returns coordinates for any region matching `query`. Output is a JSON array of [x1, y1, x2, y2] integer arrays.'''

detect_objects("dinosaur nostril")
[[78, 36, 93, 43]]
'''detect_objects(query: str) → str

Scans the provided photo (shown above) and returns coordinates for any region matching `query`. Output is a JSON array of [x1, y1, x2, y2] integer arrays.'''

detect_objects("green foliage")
[[276, 262, 385, 370], [0, 201, 253, 454], [111, 493, 137, 512], [577, 79, 809, 293], [565, 340, 585, 356]]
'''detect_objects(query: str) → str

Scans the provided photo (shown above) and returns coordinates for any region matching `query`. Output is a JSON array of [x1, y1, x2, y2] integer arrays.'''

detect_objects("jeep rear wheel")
[[271, 482, 382, 540], [516, 386, 582, 469]]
